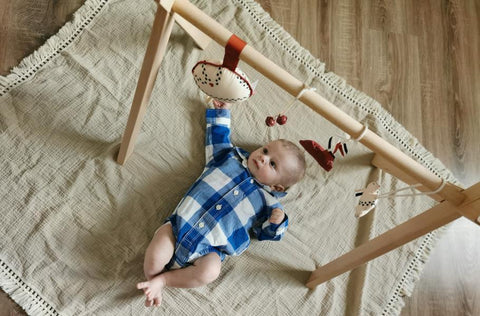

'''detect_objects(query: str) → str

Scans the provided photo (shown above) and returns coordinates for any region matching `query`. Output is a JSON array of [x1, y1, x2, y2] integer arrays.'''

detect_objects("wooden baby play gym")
[[116, 0, 480, 289]]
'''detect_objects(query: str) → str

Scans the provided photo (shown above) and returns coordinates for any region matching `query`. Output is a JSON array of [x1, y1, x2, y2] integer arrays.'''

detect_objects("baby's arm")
[[205, 104, 233, 164], [252, 207, 288, 241]]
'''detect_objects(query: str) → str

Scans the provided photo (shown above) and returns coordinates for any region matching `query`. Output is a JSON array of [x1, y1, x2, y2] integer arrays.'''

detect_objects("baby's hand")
[[269, 208, 285, 224], [212, 99, 232, 109]]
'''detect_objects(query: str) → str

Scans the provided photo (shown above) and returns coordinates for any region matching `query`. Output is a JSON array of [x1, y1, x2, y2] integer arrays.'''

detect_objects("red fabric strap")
[[222, 34, 247, 71]]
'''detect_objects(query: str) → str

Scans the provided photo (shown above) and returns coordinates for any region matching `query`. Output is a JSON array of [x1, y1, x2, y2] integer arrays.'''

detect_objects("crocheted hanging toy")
[[192, 35, 255, 103], [299, 137, 348, 172]]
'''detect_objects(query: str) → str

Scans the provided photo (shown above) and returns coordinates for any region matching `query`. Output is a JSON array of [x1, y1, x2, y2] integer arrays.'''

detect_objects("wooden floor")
[[1, 0, 479, 315]]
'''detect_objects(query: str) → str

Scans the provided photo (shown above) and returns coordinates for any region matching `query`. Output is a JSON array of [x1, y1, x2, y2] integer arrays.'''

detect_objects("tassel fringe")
[[1, 259, 59, 315], [0, 0, 110, 313], [0, 0, 110, 96]]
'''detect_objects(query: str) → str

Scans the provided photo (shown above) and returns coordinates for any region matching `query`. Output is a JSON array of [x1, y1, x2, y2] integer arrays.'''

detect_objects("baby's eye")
[[263, 148, 268, 154], [270, 161, 276, 168]]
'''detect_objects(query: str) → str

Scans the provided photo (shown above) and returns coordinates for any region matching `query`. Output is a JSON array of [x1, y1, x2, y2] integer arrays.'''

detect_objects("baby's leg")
[[137, 252, 221, 306], [139, 223, 176, 307], [161, 252, 221, 288], [143, 223, 175, 281]]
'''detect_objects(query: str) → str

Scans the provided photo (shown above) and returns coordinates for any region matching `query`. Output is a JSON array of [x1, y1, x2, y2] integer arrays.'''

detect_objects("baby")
[[137, 100, 306, 307]]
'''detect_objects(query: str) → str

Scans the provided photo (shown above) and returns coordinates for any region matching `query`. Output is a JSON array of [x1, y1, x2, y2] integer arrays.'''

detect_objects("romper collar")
[[261, 183, 287, 198], [234, 147, 249, 168]]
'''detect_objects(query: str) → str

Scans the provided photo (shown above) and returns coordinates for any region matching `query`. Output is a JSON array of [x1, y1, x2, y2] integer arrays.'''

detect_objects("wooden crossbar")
[[307, 182, 480, 288], [117, 0, 480, 288]]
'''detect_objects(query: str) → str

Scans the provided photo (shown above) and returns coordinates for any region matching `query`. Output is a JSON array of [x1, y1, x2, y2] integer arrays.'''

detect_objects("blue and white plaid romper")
[[165, 109, 289, 269]]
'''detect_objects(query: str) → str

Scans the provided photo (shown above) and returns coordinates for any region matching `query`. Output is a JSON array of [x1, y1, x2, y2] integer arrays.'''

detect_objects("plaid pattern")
[[166, 109, 288, 269]]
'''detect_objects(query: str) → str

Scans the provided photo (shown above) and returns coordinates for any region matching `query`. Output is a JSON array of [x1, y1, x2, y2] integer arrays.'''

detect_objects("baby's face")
[[247, 140, 297, 192]]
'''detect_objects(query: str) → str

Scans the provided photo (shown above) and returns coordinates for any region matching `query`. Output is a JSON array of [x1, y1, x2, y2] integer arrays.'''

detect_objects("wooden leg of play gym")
[[174, 14, 211, 49], [306, 180, 480, 289], [117, 4, 175, 165], [305, 200, 461, 289]]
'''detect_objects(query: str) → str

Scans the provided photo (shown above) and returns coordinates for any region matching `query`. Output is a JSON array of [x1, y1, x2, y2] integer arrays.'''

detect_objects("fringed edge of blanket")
[[0, 259, 59, 316], [0, 0, 110, 97], [0, 0, 111, 314], [235, 0, 461, 315]]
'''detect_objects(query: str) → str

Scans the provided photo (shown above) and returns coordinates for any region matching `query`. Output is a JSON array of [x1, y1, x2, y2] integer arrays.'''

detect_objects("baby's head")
[[247, 139, 306, 192]]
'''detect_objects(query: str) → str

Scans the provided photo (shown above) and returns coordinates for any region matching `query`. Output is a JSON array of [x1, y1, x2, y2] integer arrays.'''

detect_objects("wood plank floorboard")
[[0, 1, 478, 315]]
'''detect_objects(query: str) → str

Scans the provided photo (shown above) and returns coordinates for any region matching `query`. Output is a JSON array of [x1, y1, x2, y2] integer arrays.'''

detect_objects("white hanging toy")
[[192, 35, 254, 103], [354, 181, 381, 217], [355, 178, 446, 218]]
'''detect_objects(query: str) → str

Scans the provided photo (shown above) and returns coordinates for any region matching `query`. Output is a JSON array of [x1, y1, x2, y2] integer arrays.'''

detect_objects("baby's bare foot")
[[137, 276, 166, 307]]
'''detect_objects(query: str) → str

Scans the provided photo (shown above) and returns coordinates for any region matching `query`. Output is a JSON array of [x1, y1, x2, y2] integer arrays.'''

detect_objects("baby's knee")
[[143, 256, 169, 280], [198, 263, 221, 284], [195, 254, 221, 284], [143, 263, 158, 280]]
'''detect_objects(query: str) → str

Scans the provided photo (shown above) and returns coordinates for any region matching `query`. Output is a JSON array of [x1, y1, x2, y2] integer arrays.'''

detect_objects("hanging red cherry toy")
[[276, 114, 287, 125], [264, 85, 316, 127], [265, 114, 288, 127], [265, 116, 276, 127]]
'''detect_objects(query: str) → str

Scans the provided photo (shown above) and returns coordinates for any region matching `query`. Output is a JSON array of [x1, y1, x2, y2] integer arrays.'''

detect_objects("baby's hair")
[[277, 139, 306, 187]]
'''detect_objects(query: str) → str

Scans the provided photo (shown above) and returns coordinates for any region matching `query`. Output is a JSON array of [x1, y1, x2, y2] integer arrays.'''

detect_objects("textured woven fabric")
[[0, 0, 458, 315]]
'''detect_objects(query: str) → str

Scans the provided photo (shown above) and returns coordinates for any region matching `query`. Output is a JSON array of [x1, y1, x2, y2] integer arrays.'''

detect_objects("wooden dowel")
[[174, 14, 211, 49], [306, 200, 462, 288], [117, 4, 175, 164], [457, 181, 480, 223], [171, 0, 465, 206], [306, 182, 480, 288], [372, 154, 450, 202]]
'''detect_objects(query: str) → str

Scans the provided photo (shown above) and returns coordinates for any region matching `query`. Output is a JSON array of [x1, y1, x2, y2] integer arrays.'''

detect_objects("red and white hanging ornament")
[[300, 125, 368, 172], [192, 35, 254, 103], [299, 136, 348, 172]]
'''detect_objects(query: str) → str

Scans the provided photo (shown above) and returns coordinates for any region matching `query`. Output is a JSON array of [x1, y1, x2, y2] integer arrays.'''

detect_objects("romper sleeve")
[[205, 109, 233, 164], [252, 193, 289, 241]]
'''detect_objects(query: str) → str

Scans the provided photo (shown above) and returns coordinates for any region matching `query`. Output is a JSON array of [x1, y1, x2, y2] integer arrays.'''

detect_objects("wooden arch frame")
[[117, 0, 480, 289]]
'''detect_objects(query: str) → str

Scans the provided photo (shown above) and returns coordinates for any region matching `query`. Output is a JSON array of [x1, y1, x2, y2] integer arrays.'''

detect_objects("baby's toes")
[[146, 291, 156, 301], [136, 281, 149, 290], [145, 298, 153, 307], [153, 297, 162, 307]]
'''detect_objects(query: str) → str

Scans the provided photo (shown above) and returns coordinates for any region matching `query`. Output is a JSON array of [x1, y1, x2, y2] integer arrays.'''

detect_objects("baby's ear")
[[270, 184, 285, 192]]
